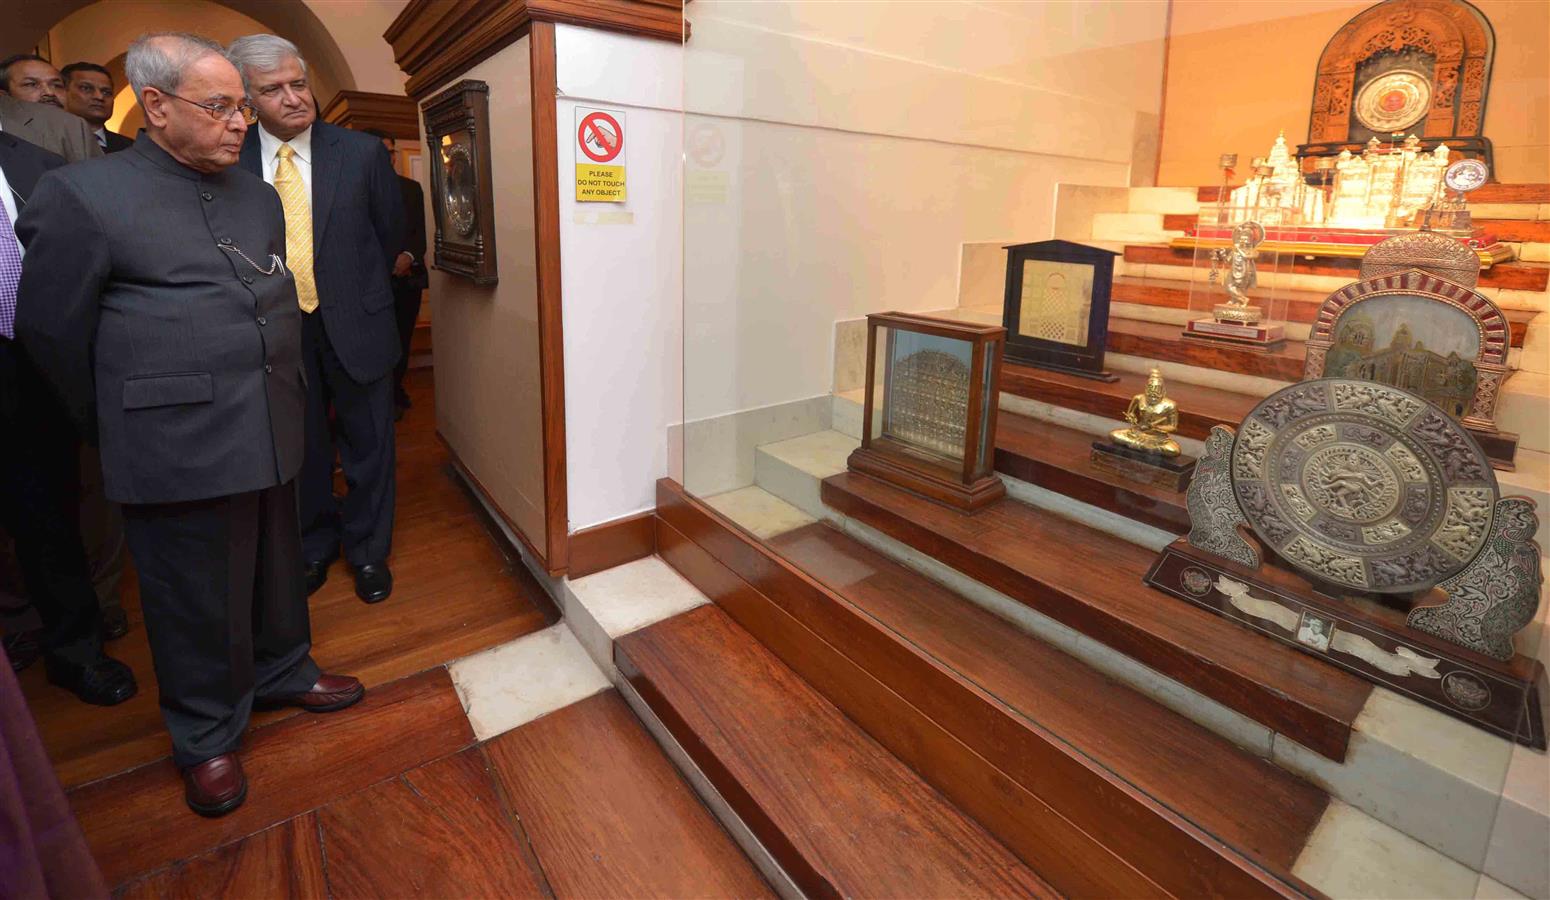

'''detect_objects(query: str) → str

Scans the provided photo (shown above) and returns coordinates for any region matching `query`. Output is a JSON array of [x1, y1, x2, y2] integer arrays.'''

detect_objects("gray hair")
[[226, 34, 307, 89], [125, 32, 226, 100]]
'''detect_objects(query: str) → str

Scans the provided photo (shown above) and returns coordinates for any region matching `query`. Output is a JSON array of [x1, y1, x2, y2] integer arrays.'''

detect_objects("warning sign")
[[575, 107, 626, 202]]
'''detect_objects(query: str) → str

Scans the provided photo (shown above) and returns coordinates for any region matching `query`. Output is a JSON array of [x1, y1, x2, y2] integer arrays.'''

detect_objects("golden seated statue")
[[1110, 368, 1182, 458]]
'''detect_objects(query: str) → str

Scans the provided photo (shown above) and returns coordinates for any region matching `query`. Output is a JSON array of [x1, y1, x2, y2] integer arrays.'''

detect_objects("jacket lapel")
[[310, 124, 341, 254]]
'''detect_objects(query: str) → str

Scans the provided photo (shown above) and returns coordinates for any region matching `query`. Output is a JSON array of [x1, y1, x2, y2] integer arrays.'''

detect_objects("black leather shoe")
[[100, 606, 130, 641], [45, 656, 137, 706], [353, 562, 392, 604], [305, 559, 332, 597]]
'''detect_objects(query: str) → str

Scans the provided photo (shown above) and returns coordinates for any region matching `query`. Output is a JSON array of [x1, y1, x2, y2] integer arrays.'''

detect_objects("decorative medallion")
[[1441, 671, 1491, 710], [1444, 158, 1489, 194], [442, 143, 478, 238], [1180, 567, 1213, 596], [1358, 231, 1481, 289], [1354, 70, 1432, 133], [1231, 380, 1497, 593]]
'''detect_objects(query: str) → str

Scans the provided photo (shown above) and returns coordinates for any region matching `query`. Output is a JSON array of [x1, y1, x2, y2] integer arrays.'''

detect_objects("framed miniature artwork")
[[1001, 240, 1118, 381], [422, 79, 497, 285]]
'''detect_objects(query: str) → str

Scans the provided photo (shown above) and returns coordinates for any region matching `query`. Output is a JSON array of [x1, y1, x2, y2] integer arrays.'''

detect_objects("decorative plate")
[[1231, 380, 1496, 593], [1444, 158, 1490, 194], [1354, 70, 1432, 133], [442, 144, 478, 238]]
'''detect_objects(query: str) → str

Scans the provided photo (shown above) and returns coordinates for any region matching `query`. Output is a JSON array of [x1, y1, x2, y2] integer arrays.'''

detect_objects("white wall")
[[555, 25, 684, 529]]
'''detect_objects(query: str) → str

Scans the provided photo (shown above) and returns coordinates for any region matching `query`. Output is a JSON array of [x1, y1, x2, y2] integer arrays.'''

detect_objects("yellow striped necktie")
[[273, 144, 319, 313]]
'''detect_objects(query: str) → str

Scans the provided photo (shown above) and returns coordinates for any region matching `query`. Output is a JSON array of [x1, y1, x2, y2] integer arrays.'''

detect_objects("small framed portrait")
[[1295, 611, 1336, 652], [422, 80, 497, 285], [1001, 240, 1118, 381]]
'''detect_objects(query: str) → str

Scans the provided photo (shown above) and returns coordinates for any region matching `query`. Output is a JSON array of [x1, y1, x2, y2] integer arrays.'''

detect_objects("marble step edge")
[[751, 424, 1546, 897]]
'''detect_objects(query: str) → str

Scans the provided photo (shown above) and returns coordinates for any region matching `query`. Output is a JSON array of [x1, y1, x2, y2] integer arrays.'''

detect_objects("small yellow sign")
[[576, 164, 626, 202]]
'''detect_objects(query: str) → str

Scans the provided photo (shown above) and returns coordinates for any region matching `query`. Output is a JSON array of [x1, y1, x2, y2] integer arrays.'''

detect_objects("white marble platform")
[[562, 556, 710, 680], [447, 624, 612, 741]]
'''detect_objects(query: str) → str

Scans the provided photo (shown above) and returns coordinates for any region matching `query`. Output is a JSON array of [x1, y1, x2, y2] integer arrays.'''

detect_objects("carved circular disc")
[[443, 145, 478, 238], [1444, 158, 1489, 194], [1230, 380, 1497, 594], [1354, 70, 1431, 133], [1359, 231, 1480, 289]]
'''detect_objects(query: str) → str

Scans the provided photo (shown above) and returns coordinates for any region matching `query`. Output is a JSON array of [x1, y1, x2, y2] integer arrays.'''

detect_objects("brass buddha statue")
[[1111, 368, 1181, 457]]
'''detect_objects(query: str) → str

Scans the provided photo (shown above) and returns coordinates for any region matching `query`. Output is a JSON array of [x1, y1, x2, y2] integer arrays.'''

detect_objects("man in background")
[[363, 127, 427, 418], [231, 35, 404, 605], [0, 56, 65, 108], [62, 63, 132, 153], [16, 32, 362, 818], [0, 91, 102, 163]]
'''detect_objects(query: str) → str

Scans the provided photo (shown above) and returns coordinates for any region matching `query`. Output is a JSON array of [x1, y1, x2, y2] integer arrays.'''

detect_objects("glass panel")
[[1015, 260, 1094, 347], [879, 328, 971, 463], [974, 344, 996, 474]]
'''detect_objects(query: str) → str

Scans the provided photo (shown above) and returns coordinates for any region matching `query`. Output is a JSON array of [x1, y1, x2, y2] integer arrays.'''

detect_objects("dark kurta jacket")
[[238, 121, 404, 385], [14, 134, 305, 505]]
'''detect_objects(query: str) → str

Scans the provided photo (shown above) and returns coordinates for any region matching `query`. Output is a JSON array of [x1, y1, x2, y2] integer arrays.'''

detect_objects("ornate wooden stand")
[[1146, 539, 1546, 749]]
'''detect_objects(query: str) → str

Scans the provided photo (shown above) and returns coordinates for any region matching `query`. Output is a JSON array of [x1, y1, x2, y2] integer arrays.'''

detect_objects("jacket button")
[[242, 275, 254, 284], [264, 364, 273, 373], [201, 191, 213, 201], [256, 316, 267, 326], [219, 236, 232, 245]]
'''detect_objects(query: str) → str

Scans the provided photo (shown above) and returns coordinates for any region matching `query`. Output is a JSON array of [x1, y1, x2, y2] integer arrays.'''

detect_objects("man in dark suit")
[[363, 128, 428, 416], [0, 93, 102, 163], [15, 32, 362, 818], [61, 63, 134, 153], [230, 35, 404, 604], [0, 129, 135, 706]]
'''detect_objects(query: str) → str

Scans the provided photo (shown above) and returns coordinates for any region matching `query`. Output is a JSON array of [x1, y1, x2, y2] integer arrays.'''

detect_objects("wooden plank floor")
[[19, 369, 556, 790]]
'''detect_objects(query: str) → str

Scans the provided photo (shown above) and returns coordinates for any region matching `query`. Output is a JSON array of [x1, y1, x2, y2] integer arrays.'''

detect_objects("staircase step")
[[1002, 360, 1258, 441], [1113, 276, 1535, 346], [1124, 243, 1550, 291], [766, 522, 1329, 890], [616, 603, 1060, 899], [1109, 316, 1305, 381], [819, 470, 1371, 761]]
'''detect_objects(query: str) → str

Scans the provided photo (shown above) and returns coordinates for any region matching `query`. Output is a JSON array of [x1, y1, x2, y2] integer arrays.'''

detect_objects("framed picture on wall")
[[1000, 239, 1118, 381], [422, 79, 498, 285]]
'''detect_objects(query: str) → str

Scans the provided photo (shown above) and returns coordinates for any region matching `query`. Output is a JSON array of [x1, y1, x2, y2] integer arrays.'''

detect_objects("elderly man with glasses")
[[13, 32, 362, 819]]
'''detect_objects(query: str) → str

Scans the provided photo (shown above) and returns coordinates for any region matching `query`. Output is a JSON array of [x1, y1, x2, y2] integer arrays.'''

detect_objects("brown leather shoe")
[[258, 673, 365, 713], [184, 754, 247, 818]]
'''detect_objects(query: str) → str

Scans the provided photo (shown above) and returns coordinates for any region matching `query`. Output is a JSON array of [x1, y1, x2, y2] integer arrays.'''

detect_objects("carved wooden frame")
[[1301, 0, 1494, 163], [1303, 270, 1509, 433], [422, 79, 498, 285]]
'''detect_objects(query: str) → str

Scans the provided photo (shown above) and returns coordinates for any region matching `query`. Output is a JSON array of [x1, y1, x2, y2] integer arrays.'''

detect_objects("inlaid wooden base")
[[1089, 441, 1196, 492], [1145, 539, 1547, 750], [1182, 317, 1288, 351], [847, 446, 1005, 513]]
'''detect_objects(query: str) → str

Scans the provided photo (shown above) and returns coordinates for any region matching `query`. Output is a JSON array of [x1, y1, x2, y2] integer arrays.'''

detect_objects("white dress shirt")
[[259, 124, 313, 209], [94, 126, 108, 149], [0, 157, 23, 260]]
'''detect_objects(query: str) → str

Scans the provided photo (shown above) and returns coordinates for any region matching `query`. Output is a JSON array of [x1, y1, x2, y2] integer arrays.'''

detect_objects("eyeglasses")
[[162, 91, 258, 126]]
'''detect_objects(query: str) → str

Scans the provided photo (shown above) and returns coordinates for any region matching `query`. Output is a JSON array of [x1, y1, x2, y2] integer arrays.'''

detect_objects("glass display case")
[[848, 312, 1005, 512], [1182, 207, 1293, 350]]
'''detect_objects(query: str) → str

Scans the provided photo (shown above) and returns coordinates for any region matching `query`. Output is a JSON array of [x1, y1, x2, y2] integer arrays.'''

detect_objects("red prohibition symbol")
[[578, 112, 623, 163]]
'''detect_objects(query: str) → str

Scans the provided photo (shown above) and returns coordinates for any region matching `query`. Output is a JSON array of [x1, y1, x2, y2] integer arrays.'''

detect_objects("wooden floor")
[[20, 368, 557, 791]]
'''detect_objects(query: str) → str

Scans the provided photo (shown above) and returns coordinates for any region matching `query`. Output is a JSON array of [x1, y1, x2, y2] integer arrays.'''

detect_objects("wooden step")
[[1108, 316, 1305, 381], [1113, 275, 1535, 346], [817, 471, 1371, 762], [1198, 183, 1550, 204], [1124, 243, 1550, 291], [994, 410, 1189, 533], [1002, 362, 1257, 440], [616, 600, 1061, 899], [484, 690, 774, 899], [653, 481, 1321, 898], [1162, 214, 1550, 244], [767, 523, 1328, 890]]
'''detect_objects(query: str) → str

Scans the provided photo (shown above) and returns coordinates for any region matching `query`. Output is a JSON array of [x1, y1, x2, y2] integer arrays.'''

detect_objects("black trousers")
[[391, 277, 424, 398], [0, 340, 101, 667], [299, 312, 396, 567], [123, 480, 320, 768]]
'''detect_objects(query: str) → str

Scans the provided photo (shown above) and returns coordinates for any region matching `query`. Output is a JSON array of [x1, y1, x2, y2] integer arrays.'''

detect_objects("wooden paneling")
[[653, 484, 1320, 898], [1113, 275, 1535, 346], [767, 523, 1328, 879], [818, 471, 1370, 761], [116, 813, 327, 900], [20, 372, 552, 789], [617, 599, 1064, 900], [1108, 317, 1305, 381], [320, 90, 421, 141], [385, 0, 683, 99], [1001, 361, 1257, 441], [994, 411, 1190, 533], [1198, 183, 1550, 204], [486, 690, 773, 899], [314, 748, 548, 899], [71, 668, 475, 888], [530, 21, 570, 575], [566, 512, 657, 579], [1124, 243, 1550, 291]]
